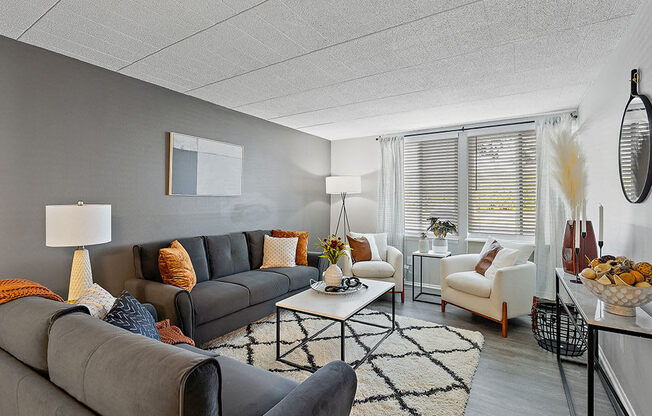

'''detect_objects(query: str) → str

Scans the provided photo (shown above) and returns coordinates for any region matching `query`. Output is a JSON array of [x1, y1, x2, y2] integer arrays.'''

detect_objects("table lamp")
[[326, 176, 361, 237], [46, 201, 111, 301]]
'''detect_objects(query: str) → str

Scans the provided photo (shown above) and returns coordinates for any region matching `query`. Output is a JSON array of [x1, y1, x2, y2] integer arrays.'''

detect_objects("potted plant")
[[426, 217, 457, 254], [418, 232, 430, 253], [318, 235, 350, 287]]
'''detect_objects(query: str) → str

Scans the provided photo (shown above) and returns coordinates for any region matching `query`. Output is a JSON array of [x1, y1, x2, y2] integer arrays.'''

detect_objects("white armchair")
[[440, 254, 535, 337], [341, 245, 404, 303]]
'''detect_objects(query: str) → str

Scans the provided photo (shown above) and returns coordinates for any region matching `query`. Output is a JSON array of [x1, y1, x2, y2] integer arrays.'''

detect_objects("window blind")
[[404, 137, 458, 236], [467, 130, 537, 235]]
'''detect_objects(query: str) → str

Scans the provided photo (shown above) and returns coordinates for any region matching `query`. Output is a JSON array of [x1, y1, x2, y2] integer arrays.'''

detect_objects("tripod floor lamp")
[[326, 176, 361, 237]]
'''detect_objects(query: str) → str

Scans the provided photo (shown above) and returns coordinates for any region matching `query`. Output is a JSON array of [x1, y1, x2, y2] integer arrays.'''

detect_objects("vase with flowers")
[[318, 234, 350, 287]]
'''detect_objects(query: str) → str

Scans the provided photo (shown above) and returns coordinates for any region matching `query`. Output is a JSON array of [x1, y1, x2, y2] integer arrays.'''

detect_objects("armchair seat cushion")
[[445, 271, 492, 298], [351, 261, 395, 278]]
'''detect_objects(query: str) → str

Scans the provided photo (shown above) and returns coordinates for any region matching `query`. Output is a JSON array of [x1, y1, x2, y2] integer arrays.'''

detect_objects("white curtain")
[[534, 116, 575, 298], [377, 136, 405, 253]]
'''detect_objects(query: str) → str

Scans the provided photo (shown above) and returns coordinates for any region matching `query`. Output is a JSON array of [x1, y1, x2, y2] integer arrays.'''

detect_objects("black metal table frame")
[[555, 272, 651, 416], [276, 291, 395, 373], [411, 253, 450, 304]]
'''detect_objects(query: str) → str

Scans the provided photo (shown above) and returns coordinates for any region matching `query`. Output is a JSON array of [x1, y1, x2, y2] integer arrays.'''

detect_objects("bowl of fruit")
[[580, 255, 652, 316]]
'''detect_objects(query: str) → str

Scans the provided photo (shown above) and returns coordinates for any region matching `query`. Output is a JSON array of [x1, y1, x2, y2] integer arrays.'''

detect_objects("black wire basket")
[[531, 297, 587, 357]]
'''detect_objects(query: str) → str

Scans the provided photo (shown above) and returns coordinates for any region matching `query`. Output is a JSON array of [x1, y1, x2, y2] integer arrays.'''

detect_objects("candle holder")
[[571, 246, 582, 284], [598, 240, 603, 257]]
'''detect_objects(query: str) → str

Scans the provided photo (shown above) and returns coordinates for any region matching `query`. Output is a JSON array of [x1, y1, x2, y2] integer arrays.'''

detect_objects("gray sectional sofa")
[[0, 296, 357, 416], [127, 230, 327, 345]]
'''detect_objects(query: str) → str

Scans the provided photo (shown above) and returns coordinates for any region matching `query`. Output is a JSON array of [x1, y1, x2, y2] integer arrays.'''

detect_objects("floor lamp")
[[326, 176, 361, 238]]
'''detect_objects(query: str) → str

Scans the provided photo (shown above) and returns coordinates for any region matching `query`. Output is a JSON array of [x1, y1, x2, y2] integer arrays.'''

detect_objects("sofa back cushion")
[[205, 233, 250, 278], [135, 236, 210, 283], [48, 313, 221, 416], [0, 297, 87, 373], [244, 230, 271, 269]]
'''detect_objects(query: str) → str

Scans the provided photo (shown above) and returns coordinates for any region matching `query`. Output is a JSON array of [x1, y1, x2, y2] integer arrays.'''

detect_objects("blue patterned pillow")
[[103, 291, 161, 341]]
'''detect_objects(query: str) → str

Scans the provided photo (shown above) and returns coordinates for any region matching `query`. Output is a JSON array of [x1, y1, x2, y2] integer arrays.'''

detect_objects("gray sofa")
[[0, 296, 357, 416], [127, 230, 327, 345]]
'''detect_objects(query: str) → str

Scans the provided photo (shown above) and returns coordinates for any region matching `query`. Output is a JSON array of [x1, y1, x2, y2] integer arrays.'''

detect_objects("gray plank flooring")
[[371, 287, 617, 416]]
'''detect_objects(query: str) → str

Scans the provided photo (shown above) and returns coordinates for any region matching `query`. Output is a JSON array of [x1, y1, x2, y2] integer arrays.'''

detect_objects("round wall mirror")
[[619, 92, 652, 203]]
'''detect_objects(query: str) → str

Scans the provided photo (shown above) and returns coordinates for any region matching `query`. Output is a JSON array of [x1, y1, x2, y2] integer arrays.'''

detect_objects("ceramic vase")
[[432, 238, 448, 254], [324, 263, 343, 287], [418, 238, 430, 253], [561, 220, 597, 274]]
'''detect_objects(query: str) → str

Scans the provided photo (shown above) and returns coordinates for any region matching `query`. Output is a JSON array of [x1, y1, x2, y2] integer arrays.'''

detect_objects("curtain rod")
[[376, 112, 578, 140]]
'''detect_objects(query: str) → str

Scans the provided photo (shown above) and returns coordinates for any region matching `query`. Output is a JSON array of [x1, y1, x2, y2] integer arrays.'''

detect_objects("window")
[[404, 137, 458, 236], [467, 130, 537, 236]]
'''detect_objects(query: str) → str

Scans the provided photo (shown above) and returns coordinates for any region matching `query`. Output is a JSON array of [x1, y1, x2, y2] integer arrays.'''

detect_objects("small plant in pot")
[[418, 232, 430, 253], [426, 217, 457, 254], [318, 235, 350, 287]]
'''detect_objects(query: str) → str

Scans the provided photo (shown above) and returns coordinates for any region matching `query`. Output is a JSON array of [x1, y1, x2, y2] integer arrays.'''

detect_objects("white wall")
[[577, 2, 652, 414]]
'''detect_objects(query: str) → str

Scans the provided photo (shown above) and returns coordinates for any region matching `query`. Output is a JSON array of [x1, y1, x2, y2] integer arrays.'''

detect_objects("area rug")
[[203, 310, 484, 416]]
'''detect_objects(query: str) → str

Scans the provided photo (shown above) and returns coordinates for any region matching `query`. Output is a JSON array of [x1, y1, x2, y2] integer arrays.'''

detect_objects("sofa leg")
[[501, 302, 508, 338], [441, 300, 446, 313], [401, 291, 405, 303]]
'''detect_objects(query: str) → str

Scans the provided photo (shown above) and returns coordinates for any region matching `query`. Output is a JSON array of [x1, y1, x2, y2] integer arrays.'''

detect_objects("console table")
[[555, 268, 652, 416], [411, 251, 451, 304]]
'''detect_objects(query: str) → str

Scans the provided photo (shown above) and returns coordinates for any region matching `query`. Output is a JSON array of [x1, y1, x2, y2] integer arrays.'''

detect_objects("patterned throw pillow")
[[103, 291, 161, 341], [272, 230, 309, 266], [158, 240, 197, 291], [76, 283, 116, 319], [260, 235, 298, 268]]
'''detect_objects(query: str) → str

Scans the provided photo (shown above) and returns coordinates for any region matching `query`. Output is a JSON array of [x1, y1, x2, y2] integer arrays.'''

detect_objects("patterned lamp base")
[[68, 248, 93, 302]]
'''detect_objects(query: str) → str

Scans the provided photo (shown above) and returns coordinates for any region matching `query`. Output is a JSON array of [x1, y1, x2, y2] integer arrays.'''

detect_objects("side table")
[[411, 251, 451, 304]]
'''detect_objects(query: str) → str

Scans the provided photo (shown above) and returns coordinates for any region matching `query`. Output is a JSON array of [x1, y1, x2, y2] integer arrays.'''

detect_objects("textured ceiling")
[[1, 0, 641, 139]]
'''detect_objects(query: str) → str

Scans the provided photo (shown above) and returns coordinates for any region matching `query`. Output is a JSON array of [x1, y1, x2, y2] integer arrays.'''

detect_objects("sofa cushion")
[[445, 271, 492, 298], [136, 236, 210, 283], [0, 297, 87, 373], [205, 233, 250, 278], [191, 280, 250, 325], [218, 270, 289, 305], [351, 261, 395, 278], [103, 291, 161, 341], [244, 230, 271, 269], [260, 266, 318, 291]]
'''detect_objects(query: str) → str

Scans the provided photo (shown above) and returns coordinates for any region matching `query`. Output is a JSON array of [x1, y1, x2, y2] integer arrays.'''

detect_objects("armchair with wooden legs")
[[341, 244, 404, 303]]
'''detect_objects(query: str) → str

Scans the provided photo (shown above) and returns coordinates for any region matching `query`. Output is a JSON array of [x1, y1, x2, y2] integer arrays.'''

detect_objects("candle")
[[599, 204, 604, 241], [582, 202, 587, 235], [575, 207, 581, 249]]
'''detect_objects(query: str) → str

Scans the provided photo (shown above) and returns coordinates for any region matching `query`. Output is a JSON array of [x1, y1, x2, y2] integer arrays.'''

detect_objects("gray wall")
[[0, 35, 331, 296]]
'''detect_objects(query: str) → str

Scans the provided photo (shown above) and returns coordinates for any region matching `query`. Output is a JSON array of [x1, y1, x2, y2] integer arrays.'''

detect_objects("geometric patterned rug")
[[203, 310, 484, 416]]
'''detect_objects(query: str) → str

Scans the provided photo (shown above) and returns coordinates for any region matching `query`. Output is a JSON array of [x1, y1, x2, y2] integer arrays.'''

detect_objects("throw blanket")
[[156, 319, 195, 346], [0, 279, 63, 305]]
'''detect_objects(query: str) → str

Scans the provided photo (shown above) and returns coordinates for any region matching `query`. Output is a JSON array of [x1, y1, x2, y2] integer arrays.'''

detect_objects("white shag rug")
[[203, 310, 484, 416]]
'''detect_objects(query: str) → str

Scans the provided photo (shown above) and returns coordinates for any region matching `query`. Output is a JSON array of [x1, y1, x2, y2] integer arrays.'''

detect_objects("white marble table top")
[[412, 250, 451, 258]]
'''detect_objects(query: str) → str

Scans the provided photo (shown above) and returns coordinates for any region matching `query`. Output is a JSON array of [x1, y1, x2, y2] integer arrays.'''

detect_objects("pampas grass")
[[550, 118, 587, 217]]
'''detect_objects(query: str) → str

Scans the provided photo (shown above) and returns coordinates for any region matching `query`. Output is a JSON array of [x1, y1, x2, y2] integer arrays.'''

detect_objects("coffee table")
[[275, 278, 395, 372]]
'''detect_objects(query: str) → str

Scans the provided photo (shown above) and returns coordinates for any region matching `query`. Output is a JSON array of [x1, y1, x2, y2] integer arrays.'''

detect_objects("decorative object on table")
[[272, 230, 309, 266], [326, 176, 361, 237], [426, 216, 456, 254], [167, 132, 243, 196], [579, 255, 652, 316], [619, 69, 652, 203], [45, 201, 111, 302], [418, 232, 430, 253], [561, 220, 597, 275], [158, 240, 197, 291], [0, 278, 64, 305], [531, 296, 587, 356], [260, 235, 298, 268], [317, 234, 350, 287], [309, 277, 367, 295], [598, 204, 604, 257]]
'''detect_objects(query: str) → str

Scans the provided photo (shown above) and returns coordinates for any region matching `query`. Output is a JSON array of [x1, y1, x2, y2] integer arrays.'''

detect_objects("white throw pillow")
[[481, 236, 534, 265], [261, 235, 298, 268], [349, 232, 386, 261], [76, 283, 116, 319], [484, 248, 519, 280]]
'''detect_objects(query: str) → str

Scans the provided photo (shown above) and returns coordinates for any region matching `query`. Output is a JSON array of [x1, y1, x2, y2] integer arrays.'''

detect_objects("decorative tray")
[[309, 279, 363, 295]]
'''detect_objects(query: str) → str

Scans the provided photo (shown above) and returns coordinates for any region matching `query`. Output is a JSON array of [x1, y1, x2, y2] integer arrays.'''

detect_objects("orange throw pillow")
[[158, 240, 196, 291], [272, 230, 309, 266], [475, 240, 502, 275], [347, 235, 371, 263]]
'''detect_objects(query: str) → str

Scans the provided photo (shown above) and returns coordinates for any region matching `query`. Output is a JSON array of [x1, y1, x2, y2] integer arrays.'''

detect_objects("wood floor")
[[372, 287, 617, 416]]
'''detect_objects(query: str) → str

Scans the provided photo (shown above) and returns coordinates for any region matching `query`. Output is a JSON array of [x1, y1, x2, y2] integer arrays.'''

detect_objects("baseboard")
[[598, 345, 637, 416], [404, 280, 441, 293]]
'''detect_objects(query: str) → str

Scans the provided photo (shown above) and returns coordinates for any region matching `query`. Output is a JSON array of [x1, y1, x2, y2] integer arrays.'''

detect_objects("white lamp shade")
[[326, 176, 361, 194], [46, 204, 112, 247]]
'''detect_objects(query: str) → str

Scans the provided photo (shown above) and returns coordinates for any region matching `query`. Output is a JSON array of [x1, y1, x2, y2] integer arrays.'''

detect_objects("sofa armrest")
[[307, 251, 329, 277], [264, 361, 356, 416], [492, 262, 536, 317], [441, 254, 480, 277], [125, 279, 193, 338], [387, 246, 404, 291]]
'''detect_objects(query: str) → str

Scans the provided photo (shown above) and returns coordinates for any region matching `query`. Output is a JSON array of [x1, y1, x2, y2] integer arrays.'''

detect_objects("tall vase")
[[432, 238, 448, 254], [562, 220, 598, 274], [324, 263, 343, 287]]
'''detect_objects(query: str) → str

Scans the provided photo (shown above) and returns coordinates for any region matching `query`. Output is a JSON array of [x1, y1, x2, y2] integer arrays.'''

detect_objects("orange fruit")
[[635, 262, 652, 277]]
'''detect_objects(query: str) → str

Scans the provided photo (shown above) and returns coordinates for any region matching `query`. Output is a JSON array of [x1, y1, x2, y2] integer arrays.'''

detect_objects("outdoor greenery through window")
[[404, 137, 458, 236], [467, 130, 537, 236]]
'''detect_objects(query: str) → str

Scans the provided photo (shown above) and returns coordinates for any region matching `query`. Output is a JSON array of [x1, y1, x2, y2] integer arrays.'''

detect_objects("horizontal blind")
[[468, 130, 536, 235], [404, 137, 458, 236]]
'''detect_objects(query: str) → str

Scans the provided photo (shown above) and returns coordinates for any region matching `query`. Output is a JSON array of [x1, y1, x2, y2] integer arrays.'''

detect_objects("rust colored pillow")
[[158, 240, 197, 291], [347, 235, 372, 263], [475, 240, 502, 276], [272, 230, 309, 266]]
